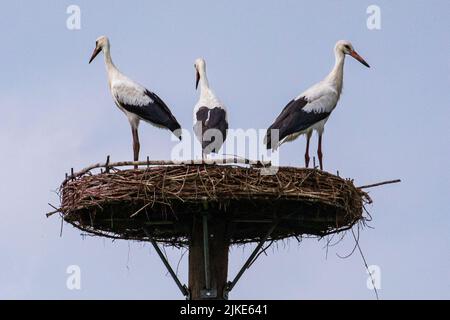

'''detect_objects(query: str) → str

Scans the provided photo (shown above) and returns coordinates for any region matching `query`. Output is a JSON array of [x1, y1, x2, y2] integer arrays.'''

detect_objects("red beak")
[[350, 50, 370, 68]]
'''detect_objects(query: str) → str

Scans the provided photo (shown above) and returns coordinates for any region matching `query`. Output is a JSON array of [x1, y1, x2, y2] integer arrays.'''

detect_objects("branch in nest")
[[358, 179, 401, 189], [46, 203, 61, 218], [62, 157, 272, 185]]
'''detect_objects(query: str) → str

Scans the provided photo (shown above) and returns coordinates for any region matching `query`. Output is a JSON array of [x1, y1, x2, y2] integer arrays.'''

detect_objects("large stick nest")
[[59, 164, 371, 246]]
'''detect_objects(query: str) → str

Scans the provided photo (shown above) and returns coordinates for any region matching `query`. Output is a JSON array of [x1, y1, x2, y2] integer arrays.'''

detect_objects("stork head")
[[194, 58, 206, 90], [335, 40, 370, 68], [89, 36, 110, 64]]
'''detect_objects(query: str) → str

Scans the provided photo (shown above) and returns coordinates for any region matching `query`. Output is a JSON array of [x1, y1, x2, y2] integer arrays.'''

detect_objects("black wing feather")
[[119, 90, 182, 140], [194, 107, 228, 153], [266, 97, 330, 149]]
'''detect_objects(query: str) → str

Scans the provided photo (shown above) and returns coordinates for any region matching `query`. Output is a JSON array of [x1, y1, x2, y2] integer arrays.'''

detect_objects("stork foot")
[[305, 154, 310, 168], [318, 151, 323, 171]]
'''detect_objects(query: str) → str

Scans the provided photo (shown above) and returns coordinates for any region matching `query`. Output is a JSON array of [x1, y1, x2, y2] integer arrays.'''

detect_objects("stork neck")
[[199, 69, 210, 94], [326, 50, 345, 94], [102, 45, 118, 75]]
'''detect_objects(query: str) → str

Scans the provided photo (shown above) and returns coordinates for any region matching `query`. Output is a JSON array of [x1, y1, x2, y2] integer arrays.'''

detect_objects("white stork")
[[89, 36, 182, 167], [265, 40, 370, 170], [193, 58, 228, 159]]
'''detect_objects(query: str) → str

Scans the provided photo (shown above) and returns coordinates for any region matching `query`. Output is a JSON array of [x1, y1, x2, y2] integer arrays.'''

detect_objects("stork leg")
[[317, 133, 323, 171], [131, 126, 140, 169], [201, 150, 207, 163], [305, 132, 312, 168]]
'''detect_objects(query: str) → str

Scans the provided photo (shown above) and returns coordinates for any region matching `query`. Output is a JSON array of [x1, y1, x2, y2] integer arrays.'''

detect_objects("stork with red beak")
[[265, 40, 370, 170], [89, 36, 182, 168]]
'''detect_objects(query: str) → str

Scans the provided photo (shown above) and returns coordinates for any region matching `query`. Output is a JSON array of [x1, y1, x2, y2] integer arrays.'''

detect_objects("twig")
[[351, 228, 379, 300], [358, 179, 401, 189], [105, 155, 111, 173], [129, 203, 151, 218], [46, 203, 61, 217], [62, 158, 272, 185], [176, 249, 188, 277], [60, 214, 64, 237]]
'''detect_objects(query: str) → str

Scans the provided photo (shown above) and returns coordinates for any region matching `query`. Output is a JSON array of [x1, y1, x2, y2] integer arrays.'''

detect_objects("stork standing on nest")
[[89, 36, 182, 167], [265, 40, 370, 170], [193, 58, 228, 160]]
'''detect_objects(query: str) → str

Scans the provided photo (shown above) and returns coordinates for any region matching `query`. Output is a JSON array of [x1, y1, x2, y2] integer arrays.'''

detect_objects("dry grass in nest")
[[57, 163, 372, 246]]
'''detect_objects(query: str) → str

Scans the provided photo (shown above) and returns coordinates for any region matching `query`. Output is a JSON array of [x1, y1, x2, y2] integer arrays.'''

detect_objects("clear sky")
[[0, 0, 449, 299]]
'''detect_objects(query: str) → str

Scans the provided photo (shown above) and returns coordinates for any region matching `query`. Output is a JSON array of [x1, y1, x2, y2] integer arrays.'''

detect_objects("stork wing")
[[265, 96, 332, 149], [194, 106, 228, 152], [113, 81, 182, 139]]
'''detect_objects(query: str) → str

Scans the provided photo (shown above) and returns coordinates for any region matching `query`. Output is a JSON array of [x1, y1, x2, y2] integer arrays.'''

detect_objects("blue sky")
[[0, 0, 449, 299]]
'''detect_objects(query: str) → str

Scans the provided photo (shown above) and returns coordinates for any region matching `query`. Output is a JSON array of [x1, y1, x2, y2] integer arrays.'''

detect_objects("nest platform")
[[58, 162, 371, 246]]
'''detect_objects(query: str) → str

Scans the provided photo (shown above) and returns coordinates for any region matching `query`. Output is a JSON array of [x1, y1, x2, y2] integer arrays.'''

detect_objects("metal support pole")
[[202, 213, 211, 290], [143, 228, 189, 299], [200, 212, 217, 298], [224, 221, 279, 296]]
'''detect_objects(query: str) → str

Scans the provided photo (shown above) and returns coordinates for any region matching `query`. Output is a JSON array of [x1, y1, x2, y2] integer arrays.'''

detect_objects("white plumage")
[[193, 58, 228, 158], [266, 40, 370, 170], [89, 36, 181, 167]]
